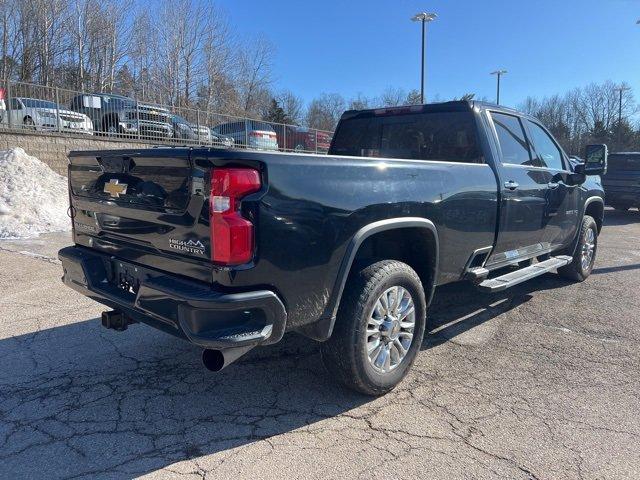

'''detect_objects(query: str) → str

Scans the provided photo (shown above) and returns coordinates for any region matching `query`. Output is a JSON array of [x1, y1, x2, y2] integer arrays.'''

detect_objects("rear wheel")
[[106, 124, 121, 137], [23, 116, 36, 131], [612, 204, 630, 212], [321, 260, 426, 396], [558, 215, 598, 281]]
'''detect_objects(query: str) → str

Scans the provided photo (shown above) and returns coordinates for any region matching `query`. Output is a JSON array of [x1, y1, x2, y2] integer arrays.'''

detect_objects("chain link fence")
[[0, 81, 333, 154]]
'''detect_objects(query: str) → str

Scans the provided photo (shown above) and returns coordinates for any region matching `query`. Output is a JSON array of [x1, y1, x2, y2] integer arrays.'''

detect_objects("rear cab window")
[[607, 154, 640, 172], [249, 121, 275, 132], [330, 106, 483, 163]]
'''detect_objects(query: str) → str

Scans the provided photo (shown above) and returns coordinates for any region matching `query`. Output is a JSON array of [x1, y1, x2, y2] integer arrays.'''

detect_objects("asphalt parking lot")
[[1, 207, 639, 479]]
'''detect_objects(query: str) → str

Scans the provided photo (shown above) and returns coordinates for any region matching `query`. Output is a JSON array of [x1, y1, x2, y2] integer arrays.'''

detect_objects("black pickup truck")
[[59, 101, 607, 395], [602, 152, 640, 211]]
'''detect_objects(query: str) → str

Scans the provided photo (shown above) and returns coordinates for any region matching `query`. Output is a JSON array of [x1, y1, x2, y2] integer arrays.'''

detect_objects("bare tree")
[[305, 93, 346, 131], [275, 90, 304, 124], [348, 93, 371, 110], [519, 80, 638, 154], [0, 0, 20, 81], [380, 86, 406, 106], [236, 35, 274, 116]]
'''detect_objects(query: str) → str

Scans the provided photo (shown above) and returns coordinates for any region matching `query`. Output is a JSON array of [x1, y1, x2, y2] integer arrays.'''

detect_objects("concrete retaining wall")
[[0, 131, 154, 176]]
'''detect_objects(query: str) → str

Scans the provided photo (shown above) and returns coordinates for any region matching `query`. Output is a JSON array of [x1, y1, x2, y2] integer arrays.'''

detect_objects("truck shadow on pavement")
[[424, 273, 572, 348], [0, 273, 572, 478]]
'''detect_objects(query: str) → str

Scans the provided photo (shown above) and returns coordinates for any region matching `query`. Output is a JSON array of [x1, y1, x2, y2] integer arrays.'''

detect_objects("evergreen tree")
[[263, 98, 290, 124]]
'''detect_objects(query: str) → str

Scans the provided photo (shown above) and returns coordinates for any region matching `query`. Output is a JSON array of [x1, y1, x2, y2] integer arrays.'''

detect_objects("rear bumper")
[[58, 246, 287, 349]]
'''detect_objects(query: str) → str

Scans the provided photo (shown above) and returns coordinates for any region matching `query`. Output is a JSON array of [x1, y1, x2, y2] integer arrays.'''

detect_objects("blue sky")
[[218, 0, 640, 108]]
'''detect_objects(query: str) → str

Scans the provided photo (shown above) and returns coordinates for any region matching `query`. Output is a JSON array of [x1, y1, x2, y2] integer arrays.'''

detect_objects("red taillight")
[[210, 168, 261, 265], [249, 131, 276, 139]]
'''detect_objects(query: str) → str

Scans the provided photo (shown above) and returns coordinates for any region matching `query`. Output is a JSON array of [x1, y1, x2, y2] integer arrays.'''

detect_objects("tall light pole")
[[411, 12, 437, 104], [614, 84, 631, 150], [490, 70, 507, 105]]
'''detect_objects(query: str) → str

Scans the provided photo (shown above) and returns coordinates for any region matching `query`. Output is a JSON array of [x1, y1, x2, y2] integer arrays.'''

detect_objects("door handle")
[[547, 182, 560, 190], [504, 180, 519, 190]]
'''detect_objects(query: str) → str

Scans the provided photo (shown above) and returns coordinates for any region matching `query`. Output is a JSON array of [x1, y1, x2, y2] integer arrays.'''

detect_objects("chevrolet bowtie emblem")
[[103, 179, 128, 198]]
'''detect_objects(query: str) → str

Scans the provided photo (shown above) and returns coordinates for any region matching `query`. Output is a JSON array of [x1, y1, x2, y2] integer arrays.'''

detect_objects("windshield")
[[249, 121, 275, 132], [21, 99, 60, 109], [331, 111, 482, 163], [104, 97, 135, 108], [172, 115, 189, 125]]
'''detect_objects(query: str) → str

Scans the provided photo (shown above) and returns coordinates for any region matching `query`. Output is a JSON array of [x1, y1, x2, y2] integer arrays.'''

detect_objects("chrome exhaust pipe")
[[201, 345, 254, 372]]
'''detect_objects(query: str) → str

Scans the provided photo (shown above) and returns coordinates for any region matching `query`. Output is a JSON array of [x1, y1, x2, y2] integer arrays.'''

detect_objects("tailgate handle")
[[97, 156, 136, 173]]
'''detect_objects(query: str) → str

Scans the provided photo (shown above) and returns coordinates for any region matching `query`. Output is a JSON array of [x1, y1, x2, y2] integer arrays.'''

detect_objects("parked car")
[[69, 93, 172, 140], [170, 114, 198, 142], [58, 101, 606, 396], [192, 124, 212, 144], [0, 88, 6, 122], [6, 97, 93, 134], [276, 125, 332, 153], [209, 130, 234, 148], [212, 120, 278, 151], [601, 152, 640, 211]]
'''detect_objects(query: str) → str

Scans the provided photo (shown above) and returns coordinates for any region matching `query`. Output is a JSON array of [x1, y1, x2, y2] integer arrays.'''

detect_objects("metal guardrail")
[[0, 81, 333, 154]]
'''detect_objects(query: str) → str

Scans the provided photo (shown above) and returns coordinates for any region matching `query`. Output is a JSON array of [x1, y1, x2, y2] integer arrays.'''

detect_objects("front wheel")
[[321, 260, 427, 396], [558, 215, 598, 281]]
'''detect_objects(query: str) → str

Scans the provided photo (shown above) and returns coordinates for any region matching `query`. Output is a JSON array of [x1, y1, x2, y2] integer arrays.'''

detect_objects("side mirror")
[[581, 144, 608, 175]]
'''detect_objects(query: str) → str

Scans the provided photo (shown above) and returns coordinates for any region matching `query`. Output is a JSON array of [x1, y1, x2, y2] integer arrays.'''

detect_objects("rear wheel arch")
[[320, 218, 439, 340]]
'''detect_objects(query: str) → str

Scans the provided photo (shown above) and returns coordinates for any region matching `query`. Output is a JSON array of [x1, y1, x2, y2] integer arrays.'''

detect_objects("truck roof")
[[339, 100, 524, 121]]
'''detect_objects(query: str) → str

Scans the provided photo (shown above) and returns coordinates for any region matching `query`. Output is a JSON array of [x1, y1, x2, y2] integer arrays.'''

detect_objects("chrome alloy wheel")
[[581, 227, 596, 270], [366, 286, 416, 373]]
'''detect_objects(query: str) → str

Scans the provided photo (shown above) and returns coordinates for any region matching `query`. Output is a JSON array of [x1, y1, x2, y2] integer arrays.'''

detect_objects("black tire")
[[321, 260, 427, 396], [558, 215, 598, 282], [102, 116, 122, 137], [612, 205, 630, 212], [23, 116, 36, 131]]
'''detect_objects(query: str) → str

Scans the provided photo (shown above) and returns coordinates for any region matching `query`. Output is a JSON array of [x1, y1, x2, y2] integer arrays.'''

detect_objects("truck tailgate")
[[68, 148, 213, 283]]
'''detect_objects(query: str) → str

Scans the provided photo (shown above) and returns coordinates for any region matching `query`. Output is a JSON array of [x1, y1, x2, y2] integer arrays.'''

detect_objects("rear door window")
[[490, 112, 536, 166]]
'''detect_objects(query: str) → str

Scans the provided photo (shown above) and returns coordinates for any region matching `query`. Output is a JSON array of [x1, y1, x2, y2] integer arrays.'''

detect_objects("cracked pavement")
[[1, 208, 639, 479]]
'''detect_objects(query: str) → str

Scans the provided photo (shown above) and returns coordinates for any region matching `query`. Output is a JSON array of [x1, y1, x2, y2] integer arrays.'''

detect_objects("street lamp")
[[411, 12, 437, 104], [614, 84, 631, 150], [490, 69, 507, 105]]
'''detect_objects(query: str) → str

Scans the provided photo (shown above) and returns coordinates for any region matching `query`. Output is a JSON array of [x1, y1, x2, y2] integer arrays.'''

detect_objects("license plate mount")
[[112, 260, 141, 295]]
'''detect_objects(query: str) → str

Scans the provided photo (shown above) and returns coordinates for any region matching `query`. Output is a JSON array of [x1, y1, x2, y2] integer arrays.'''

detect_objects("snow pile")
[[0, 148, 70, 239]]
